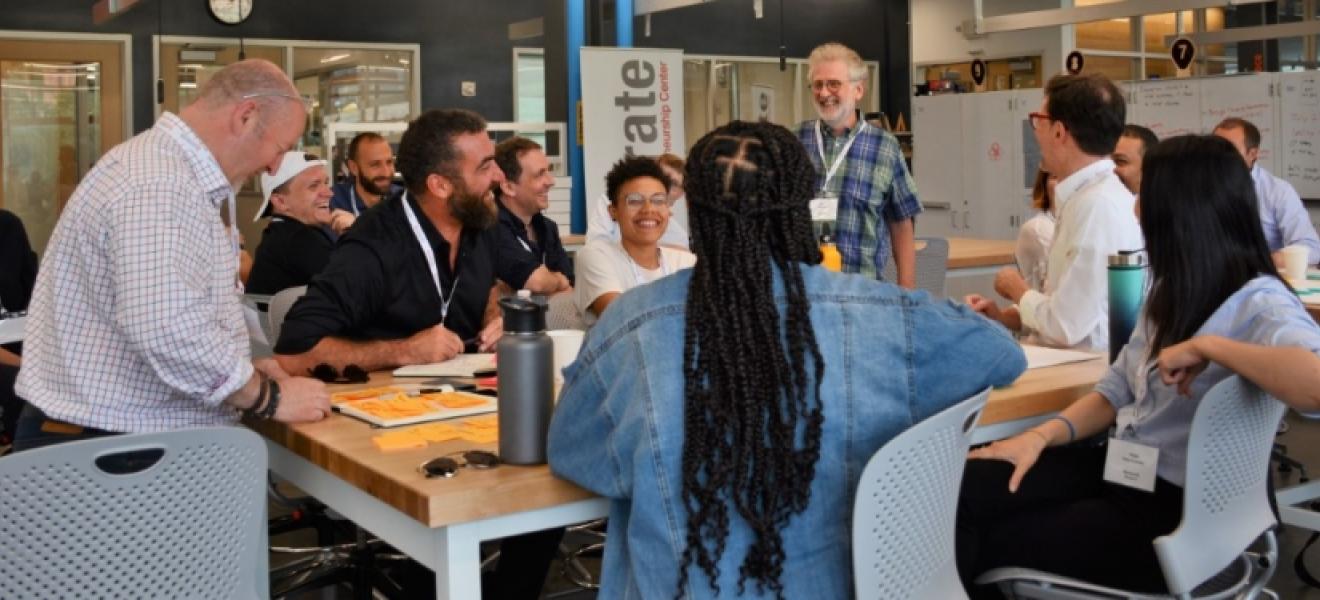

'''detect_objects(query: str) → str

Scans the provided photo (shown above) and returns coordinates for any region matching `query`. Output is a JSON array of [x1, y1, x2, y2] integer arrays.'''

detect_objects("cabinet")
[[913, 89, 1043, 241]]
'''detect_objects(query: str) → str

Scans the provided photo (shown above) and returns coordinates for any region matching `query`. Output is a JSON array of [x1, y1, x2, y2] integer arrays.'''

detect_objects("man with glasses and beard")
[[274, 109, 508, 375], [795, 42, 921, 287]]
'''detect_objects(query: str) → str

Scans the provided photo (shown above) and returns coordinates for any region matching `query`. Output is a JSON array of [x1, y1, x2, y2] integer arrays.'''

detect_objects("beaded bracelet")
[[244, 372, 269, 419], [259, 379, 281, 420]]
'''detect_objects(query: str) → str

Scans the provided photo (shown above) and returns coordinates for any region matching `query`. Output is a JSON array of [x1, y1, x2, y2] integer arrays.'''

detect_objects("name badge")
[[809, 196, 839, 222], [1103, 437, 1159, 492]]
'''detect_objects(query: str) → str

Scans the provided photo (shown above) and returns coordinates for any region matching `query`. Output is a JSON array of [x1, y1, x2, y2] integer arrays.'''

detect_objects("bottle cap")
[[1108, 250, 1146, 267], [500, 294, 547, 333]]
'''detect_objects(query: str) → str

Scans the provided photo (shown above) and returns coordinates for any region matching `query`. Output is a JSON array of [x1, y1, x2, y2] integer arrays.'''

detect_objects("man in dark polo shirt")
[[492, 136, 573, 294], [246, 151, 337, 295], [274, 109, 507, 374]]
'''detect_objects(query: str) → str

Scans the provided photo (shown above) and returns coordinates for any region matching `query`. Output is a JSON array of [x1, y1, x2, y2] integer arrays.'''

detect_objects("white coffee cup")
[[547, 329, 586, 385], [1282, 245, 1309, 284]]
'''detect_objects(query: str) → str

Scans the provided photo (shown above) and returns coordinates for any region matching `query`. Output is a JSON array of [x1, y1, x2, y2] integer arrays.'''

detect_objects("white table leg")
[[431, 524, 483, 599]]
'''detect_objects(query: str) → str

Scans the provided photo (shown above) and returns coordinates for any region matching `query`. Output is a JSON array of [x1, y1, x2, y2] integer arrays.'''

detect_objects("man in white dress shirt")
[[967, 73, 1144, 351], [1213, 117, 1320, 266], [14, 60, 331, 451]]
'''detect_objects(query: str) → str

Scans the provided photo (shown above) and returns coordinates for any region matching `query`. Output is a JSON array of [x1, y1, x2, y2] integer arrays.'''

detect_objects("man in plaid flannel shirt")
[[796, 42, 920, 287]]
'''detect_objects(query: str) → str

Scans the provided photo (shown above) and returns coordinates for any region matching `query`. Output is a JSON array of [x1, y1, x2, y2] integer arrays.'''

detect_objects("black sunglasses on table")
[[309, 363, 370, 384]]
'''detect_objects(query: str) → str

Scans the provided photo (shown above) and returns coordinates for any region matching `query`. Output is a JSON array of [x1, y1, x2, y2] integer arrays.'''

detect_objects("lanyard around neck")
[[401, 192, 460, 323], [814, 120, 867, 194], [627, 247, 669, 286], [350, 186, 360, 216]]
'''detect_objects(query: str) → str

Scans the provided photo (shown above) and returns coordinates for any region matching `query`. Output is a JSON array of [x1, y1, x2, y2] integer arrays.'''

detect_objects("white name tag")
[[809, 196, 839, 222], [1103, 438, 1159, 492]]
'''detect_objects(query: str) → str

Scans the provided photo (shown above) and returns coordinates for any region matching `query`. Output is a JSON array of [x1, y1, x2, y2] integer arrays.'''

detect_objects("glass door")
[[0, 37, 127, 255]]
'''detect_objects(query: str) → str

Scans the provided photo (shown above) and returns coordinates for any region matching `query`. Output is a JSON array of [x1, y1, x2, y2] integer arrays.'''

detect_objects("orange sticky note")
[[372, 431, 427, 452], [415, 422, 462, 442], [459, 430, 499, 444], [332, 386, 404, 404], [463, 414, 498, 429], [431, 393, 487, 409]]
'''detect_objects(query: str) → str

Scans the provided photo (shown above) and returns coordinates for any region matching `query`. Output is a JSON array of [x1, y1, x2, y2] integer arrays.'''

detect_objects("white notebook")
[[392, 353, 496, 377], [1021, 344, 1102, 370]]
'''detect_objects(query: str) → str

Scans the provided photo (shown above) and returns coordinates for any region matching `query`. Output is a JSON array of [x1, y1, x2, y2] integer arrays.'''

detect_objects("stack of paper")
[[1021, 344, 1102, 370]]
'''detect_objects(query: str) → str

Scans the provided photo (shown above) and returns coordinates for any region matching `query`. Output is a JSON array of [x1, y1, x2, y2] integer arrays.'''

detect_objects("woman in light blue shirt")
[[957, 134, 1320, 598]]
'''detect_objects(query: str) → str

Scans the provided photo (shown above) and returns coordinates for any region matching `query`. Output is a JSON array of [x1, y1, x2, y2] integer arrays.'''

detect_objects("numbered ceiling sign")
[[971, 59, 987, 86], [1171, 37, 1196, 70], [1066, 51, 1085, 75]]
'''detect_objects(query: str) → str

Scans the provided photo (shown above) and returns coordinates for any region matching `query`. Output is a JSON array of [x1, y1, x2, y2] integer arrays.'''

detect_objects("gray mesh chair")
[[977, 375, 1284, 600], [546, 290, 588, 331], [267, 285, 308, 346], [882, 237, 950, 298], [0, 427, 269, 599], [852, 386, 992, 600]]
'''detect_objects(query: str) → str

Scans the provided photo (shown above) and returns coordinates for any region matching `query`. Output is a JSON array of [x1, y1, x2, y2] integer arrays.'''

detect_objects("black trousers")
[[955, 444, 1184, 599]]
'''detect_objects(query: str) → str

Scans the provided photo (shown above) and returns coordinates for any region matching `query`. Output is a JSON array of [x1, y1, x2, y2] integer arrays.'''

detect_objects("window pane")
[[514, 50, 545, 124], [293, 47, 414, 151], [1145, 58, 1179, 80], [1, 60, 100, 254], [1078, 18, 1135, 51], [1143, 12, 1179, 54], [683, 59, 711, 149], [1083, 55, 1137, 81], [1202, 8, 1228, 58]]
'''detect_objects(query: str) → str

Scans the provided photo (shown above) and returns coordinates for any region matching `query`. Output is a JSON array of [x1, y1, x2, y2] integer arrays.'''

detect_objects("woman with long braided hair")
[[549, 121, 1024, 599]]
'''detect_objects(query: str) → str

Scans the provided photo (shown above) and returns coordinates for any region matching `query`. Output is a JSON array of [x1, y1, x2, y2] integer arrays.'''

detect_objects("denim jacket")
[[548, 264, 1026, 599]]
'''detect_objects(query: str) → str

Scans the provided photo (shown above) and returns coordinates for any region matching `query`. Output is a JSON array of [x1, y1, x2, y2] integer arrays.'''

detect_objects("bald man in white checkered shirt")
[[13, 60, 331, 450]]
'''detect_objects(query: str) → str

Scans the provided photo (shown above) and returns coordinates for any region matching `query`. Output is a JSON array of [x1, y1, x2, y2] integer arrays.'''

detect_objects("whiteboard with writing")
[[1280, 71, 1320, 199], [1131, 79, 1201, 140], [1200, 73, 1277, 173]]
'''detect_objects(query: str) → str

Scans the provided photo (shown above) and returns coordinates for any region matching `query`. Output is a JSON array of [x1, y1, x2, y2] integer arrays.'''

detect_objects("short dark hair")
[[1213, 117, 1261, 151], [1121, 124, 1159, 156], [605, 155, 671, 206], [494, 136, 543, 185], [1044, 73, 1126, 156], [396, 109, 487, 197], [347, 132, 387, 162]]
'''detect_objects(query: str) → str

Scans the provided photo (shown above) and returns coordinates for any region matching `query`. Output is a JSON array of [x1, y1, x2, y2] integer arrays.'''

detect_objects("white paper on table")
[[392, 353, 496, 377], [0, 317, 26, 345], [1021, 343, 1102, 370]]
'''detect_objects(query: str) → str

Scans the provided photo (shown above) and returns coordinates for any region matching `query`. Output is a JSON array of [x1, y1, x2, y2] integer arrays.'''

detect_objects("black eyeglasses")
[[309, 363, 369, 384], [418, 450, 501, 479]]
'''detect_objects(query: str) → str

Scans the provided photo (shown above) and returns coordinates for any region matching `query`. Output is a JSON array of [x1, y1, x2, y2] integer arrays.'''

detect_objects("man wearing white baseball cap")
[[247, 151, 345, 295]]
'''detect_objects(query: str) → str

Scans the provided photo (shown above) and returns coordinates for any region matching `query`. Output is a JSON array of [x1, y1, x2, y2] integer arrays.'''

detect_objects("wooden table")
[[947, 237, 1018, 270], [248, 374, 607, 599], [250, 358, 1104, 597], [943, 237, 1018, 302], [975, 357, 1108, 443]]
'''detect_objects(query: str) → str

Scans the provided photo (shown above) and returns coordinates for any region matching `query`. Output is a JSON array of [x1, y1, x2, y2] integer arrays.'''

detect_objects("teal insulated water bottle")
[[1108, 250, 1146, 364]]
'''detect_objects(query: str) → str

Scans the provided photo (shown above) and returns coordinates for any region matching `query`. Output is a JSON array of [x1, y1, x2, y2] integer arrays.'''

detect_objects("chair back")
[[267, 285, 308, 345], [546, 291, 588, 331], [882, 237, 949, 298], [852, 386, 991, 600], [0, 427, 270, 599], [1153, 375, 1284, 595]]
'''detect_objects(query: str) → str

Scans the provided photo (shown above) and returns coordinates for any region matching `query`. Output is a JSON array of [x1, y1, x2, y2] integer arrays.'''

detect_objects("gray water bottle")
[[497, 291, 554, 465], [1108, 250, 1146, 364]]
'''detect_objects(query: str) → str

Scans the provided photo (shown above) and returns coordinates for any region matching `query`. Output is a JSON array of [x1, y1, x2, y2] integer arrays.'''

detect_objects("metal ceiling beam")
[[973, 0, 1272, 35], [1163, 19, 1320, 46]]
